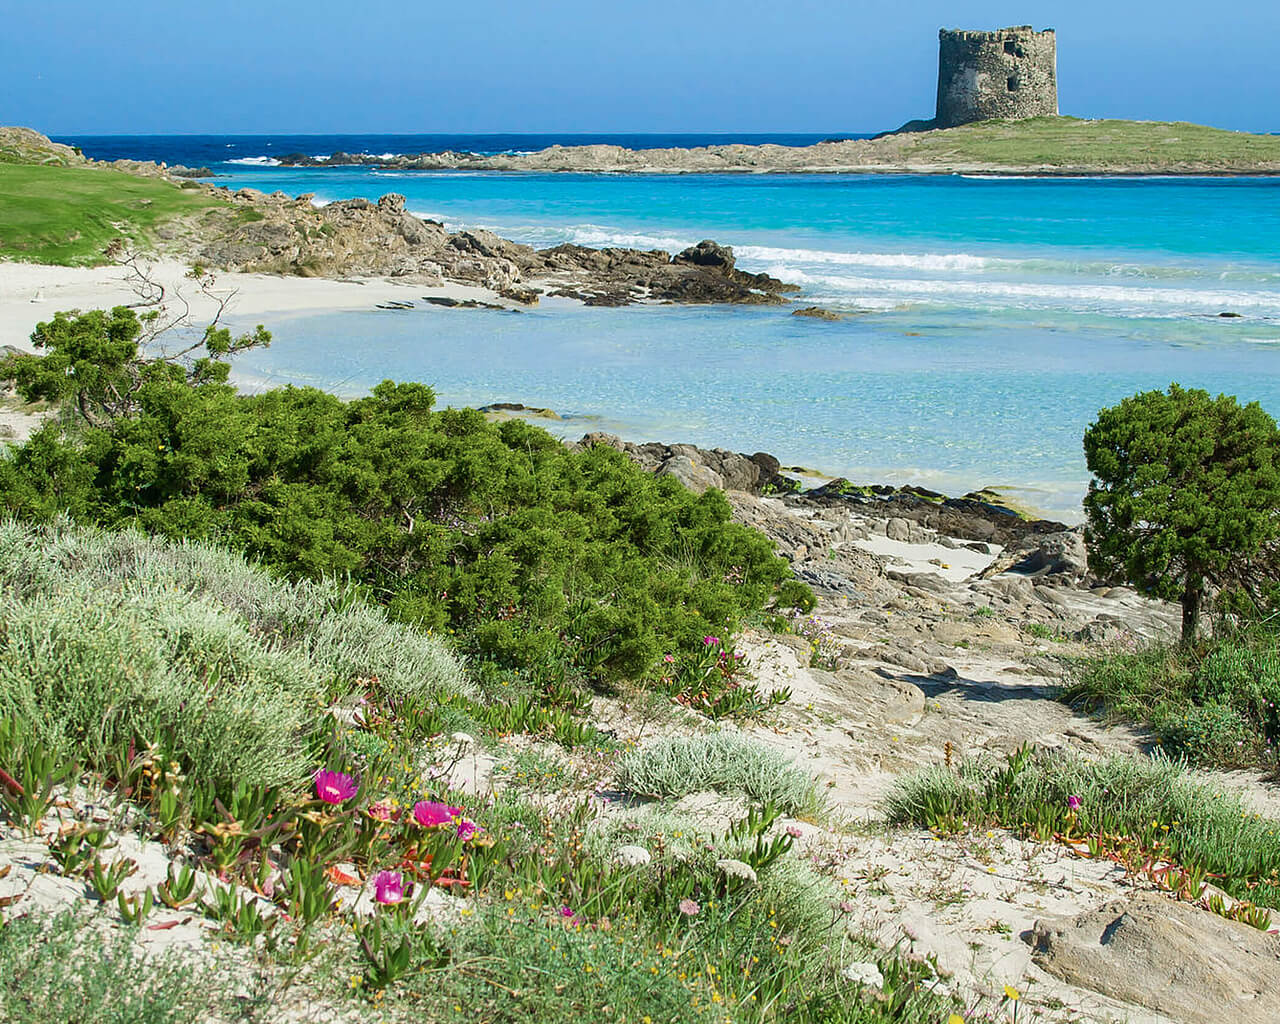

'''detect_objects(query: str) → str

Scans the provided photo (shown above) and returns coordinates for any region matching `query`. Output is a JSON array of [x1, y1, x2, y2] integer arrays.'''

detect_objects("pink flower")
[[560, 905, 575, 918], [373, 869, 409, 905], [785, 825, 803, 839], [413, 800, 462, 827], [663, 654, 675, 663], [314, 769, 358, 804], [838, 900, 855, 914], [455, 818, 482, 841], [1067, 795, 1082, 812], [702, 636, 721, 647], [678, 898, 700, 916], [367, 800, 397, 822]]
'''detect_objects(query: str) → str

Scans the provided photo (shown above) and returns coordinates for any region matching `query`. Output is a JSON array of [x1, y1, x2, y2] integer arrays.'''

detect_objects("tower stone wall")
[[935, 26, 1058, 129]]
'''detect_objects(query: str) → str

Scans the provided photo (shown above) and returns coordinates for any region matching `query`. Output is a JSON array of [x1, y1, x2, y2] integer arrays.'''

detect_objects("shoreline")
[[0, 259, 519, 354], [0, 259, 1086, 522]]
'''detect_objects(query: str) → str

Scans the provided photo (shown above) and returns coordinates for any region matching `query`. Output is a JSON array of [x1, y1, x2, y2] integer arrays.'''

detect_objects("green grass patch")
[[0, 163, 222, 265], [1062, 623, 1280, 768], [885, 749, 1280, 909], [897, 116, 1280, 172]]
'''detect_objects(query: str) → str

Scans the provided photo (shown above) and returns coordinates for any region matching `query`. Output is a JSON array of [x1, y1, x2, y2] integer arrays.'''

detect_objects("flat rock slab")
[[1029, 892, 1280, 1023]]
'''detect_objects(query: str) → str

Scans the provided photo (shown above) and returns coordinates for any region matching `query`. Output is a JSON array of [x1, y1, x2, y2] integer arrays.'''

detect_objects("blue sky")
[[3, 1, 1276, 134]]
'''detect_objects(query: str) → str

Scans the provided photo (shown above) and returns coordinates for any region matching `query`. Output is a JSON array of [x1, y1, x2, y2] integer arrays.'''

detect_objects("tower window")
[[1004, 40, 1017, 55], [1007, 77, 1019, 91]]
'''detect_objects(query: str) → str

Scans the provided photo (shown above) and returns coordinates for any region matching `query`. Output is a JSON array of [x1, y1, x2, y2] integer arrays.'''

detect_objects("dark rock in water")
[[479, 402, 561, 420], [792, 306, 844, 321], [749, 452, 781, 478], [673, 240, 735, 271], [1219, 311, 1244, 318]]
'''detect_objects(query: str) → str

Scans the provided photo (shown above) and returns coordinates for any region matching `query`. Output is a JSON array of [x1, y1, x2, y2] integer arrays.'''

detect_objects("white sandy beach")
[[0, 259, 509, 353]]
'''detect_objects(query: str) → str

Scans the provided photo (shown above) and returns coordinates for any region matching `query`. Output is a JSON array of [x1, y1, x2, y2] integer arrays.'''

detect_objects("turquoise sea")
[[67, 136, 1280, 519]]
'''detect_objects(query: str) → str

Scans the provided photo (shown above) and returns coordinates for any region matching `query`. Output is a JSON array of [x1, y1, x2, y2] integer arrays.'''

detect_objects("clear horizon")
[[3, 1, 1277, 135]]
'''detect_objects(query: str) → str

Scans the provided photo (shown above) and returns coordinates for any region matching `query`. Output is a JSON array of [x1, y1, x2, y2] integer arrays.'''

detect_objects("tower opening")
[[1007, 77, 1018, 91]]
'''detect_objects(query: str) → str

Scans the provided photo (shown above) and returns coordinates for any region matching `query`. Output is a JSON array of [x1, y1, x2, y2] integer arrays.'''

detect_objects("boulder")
[[1028, 893, 1280, 1024], [673, 239, 735, 272], [656, 455, 724, 494], [980, 530, 1089, 585]]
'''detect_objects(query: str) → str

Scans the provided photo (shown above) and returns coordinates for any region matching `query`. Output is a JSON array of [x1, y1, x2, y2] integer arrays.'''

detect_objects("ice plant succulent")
[[373, 870, 409, 905], [315, 769, 358, 805], [1067, 795, 1082, 811], [412, 800, 462, 828], [455, 818, 482, 841]]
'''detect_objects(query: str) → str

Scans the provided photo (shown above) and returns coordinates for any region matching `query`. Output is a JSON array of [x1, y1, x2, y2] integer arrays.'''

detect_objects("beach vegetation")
[[0, 163, 223, 266], [615, 732, 824, 817], [1082, 383, 1280, 642], [885, 747, 1280, 912], [1063, 617, 1280, 768], [0, 308, 806, 686]]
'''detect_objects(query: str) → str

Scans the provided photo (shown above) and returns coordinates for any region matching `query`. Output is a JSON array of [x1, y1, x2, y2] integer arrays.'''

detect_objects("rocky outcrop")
[[573, 433, 795, 495], [192, 191, 797, 305], [1029, 893, 1280, 1024]]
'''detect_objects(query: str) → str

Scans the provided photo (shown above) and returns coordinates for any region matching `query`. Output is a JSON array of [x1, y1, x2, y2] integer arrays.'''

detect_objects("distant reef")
[[267, 117, 1280, 177]]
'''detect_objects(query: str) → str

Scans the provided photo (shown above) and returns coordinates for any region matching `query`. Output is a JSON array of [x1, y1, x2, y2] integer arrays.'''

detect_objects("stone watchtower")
[[935, 26, 1057, 129]]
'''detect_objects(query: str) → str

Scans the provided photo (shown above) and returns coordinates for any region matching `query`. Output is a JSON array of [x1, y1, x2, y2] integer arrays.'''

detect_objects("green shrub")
[[0, 518, 468, 790], [1064, 622, 1280, 768], [615, 732, 823, 817], [1, 319, 806, 682]]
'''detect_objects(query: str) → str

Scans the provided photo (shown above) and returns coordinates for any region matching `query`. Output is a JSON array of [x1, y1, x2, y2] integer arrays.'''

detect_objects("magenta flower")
[[412, 800, 462, 827], [785, 825, 803, 839], [663, 654, 675, 663], [678, 898, 700, 916], [560, 905, 575, 918], [373, 870, 409, 905], [456, 818, 482, 841], [314, 769, 358, 805], [1067, 795, 1082, 812], [702, 635, 721, 647]]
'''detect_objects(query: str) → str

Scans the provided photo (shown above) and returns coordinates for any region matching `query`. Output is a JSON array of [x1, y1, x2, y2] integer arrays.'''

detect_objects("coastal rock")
[[656, 455, 724, 494], [1028, 893, 1280, 1024], [792, 306, 844, 321], [674, 240, 735, 271], [980, 530, 1089, 585]]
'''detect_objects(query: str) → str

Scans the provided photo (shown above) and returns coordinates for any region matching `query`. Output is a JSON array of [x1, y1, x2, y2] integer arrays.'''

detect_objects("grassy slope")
[[889, 116, 1280, 171], [0, 163, 223, 265]]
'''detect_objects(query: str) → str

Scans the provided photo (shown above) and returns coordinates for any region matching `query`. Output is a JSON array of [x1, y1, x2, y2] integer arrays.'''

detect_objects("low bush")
[[615, 732, 823, 817], [885, 748, 1280, 909], [1063, 620, 1280, 768], [0, 518, 469, 790], [0, 909, 232, 1023]]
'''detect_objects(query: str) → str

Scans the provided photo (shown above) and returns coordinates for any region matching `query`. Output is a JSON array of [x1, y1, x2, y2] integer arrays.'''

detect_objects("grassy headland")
[[0, 163, 226, 265], [884, 116, 1280, 174]]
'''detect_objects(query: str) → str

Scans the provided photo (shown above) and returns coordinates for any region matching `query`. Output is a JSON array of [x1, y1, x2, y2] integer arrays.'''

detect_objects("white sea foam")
[[767, 267, 1280, 317], [226, 156, 281, 167]]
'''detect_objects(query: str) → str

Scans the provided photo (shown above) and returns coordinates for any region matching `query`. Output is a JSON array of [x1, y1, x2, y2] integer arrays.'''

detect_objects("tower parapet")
[[935, 26, 1057, 129]]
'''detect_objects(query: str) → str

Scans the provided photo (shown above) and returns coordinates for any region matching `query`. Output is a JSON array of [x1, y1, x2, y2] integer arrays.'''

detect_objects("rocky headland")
[[261, 117, 1280, 177]]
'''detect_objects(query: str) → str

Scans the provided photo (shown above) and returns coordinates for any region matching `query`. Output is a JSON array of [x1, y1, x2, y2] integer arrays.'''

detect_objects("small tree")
[[1083, 383, 1280, 643]]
